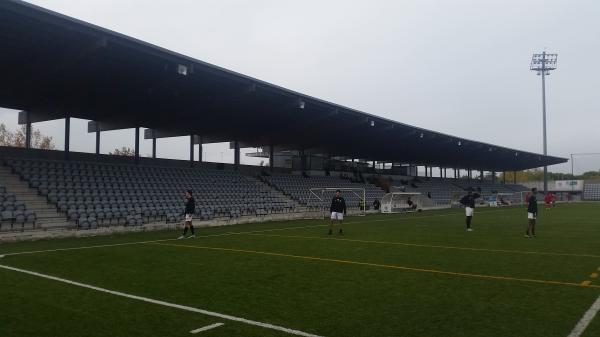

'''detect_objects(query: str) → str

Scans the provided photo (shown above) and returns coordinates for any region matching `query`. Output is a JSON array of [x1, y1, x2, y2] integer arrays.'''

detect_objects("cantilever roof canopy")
[[0, 0, 567, 171]]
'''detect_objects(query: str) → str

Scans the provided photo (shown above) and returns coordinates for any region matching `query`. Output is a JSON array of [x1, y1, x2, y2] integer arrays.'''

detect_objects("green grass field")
[[1, 203, 600, 337]]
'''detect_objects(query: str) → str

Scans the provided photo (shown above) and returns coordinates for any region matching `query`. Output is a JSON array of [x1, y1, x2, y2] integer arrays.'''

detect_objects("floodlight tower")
[[530, 51, 557, 193]]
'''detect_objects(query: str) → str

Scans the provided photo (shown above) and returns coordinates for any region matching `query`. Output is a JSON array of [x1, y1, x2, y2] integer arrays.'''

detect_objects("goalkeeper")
[[329, 190, 347, 235]]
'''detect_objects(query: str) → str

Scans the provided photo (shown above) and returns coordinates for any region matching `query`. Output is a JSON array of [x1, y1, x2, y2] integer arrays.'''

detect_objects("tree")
[[581, 170, 600, 180], [0, 123, 56, 150], [109, 146, 135, 156], [501, 168, 600, 182]]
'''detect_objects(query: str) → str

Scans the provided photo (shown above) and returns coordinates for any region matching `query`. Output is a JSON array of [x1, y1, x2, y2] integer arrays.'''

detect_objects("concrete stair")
[[249, 175, 303, 210], [0, 165, 70, 230]]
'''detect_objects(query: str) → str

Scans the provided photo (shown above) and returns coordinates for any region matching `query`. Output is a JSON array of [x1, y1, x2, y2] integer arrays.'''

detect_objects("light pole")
[[530, 51, 557, 193]]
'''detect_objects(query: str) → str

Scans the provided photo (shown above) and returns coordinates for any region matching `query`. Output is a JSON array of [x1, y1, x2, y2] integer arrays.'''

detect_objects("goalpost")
[[485, 192, 528, 207], [308, 187, 366, 218]]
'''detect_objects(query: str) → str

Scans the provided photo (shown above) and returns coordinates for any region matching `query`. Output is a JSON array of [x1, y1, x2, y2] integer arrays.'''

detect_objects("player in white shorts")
[[459, 189, 481, 231], [525, 188, 538, 238], [329, 190, 347, 235], [178, 189, 196, 239]]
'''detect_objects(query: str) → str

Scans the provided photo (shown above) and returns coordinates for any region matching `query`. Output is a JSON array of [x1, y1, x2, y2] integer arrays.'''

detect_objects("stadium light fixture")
[[370, 120, 375, 127], [177, 64, 188, 76], [298, 99, 306, 109], [530, 51, 558, 193]]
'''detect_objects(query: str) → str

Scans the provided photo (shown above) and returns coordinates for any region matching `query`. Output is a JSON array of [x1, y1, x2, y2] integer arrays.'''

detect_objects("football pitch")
[[1, 203, 600, 337]]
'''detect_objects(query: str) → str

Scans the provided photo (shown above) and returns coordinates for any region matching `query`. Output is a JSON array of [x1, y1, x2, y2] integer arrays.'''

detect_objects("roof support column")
[[152, 136, 157, 159], [480, 169, 484, 181], [64, 115, 70, 160], [424, 166, 428, 177], [189, 135, 195, 167], [513, 171, 517, 184], [134, 127, 140, 165], [95, 129, 100, 155], [503, 172, 506, 184], [439, 167, 443, 178], [429, 166, 433, 177], [234, 140, 240, 170], [269, 144, 274, 172], [492, 171, 496, 183], [24, 111, 31, 149], [198, 136, 203, 163], [300, 149, 306, 173]]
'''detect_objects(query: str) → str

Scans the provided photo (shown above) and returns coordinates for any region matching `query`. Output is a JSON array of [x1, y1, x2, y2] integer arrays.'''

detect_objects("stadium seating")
[[0, 184, 37, 230], [391, 177, 531, 205], [0, 155, 562, 233], [504, 184, 529, 192], [399, 178, 465, 205], [583, 183, 600, 200], [262, 174, 384, 210], [4, 158, 297, 228]]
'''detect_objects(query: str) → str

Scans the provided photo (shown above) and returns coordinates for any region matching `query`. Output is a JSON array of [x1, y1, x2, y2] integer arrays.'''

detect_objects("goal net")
[[483, 192, 528, 207], [380, 192, 436, 213], [307, 187, 366, 218]]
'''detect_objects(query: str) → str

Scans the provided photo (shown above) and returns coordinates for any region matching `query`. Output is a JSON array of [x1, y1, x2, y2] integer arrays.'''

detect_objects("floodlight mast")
[[530, 51, 558, 193]]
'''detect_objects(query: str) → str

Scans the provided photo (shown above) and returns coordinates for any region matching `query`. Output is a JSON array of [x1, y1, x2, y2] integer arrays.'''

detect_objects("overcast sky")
[[1, 0, 599, 174]]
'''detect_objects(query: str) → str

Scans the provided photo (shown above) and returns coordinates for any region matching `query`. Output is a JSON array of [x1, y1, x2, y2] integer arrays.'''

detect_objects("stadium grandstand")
[[0, 0, 569, 234], [4, 2, 600, 337]]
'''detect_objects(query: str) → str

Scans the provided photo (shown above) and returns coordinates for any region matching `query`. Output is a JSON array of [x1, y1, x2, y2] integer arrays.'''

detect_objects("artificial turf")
[[1, 203, 599, 337]]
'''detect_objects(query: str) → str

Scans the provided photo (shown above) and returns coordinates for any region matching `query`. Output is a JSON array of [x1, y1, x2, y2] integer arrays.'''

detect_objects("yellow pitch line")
[[581, 281, 592, 287], [151, 242, 600, 290], [243, 233, 600, 259]]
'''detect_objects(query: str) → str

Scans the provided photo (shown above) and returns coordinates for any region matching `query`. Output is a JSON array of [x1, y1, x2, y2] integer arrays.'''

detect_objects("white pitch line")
[[1, 238, 178, 257], [0, 209, 506, 258], [0, 224, 325, 257], [0, 264, 322, 337], [350, 208, 517, 224], [567, 294, 600, 337], [190, 322, 224, 334]]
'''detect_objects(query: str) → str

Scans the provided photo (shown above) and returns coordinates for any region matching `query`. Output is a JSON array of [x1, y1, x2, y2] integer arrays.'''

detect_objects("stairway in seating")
[[250, 175, 302, 210], [0, 165, 69, 230]]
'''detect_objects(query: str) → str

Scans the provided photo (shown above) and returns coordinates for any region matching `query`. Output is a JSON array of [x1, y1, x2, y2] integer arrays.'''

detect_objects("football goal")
[[380, 192, 437, 213], [484, 192, 528, 207], [307, 187, 366, 218]]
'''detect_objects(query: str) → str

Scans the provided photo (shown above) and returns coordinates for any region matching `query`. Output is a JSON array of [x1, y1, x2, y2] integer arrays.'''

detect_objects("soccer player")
[[406, 196, 417, 210], [525, 188, 538, 238], [544, 192, 553, 209], [178, 189, 196, 239], [459, 189, 481, 231], [329, 190, 347, 235]]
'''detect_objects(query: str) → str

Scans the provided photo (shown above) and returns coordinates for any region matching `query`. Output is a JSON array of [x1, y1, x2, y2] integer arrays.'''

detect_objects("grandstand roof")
[[0, 0, 567, 171]]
